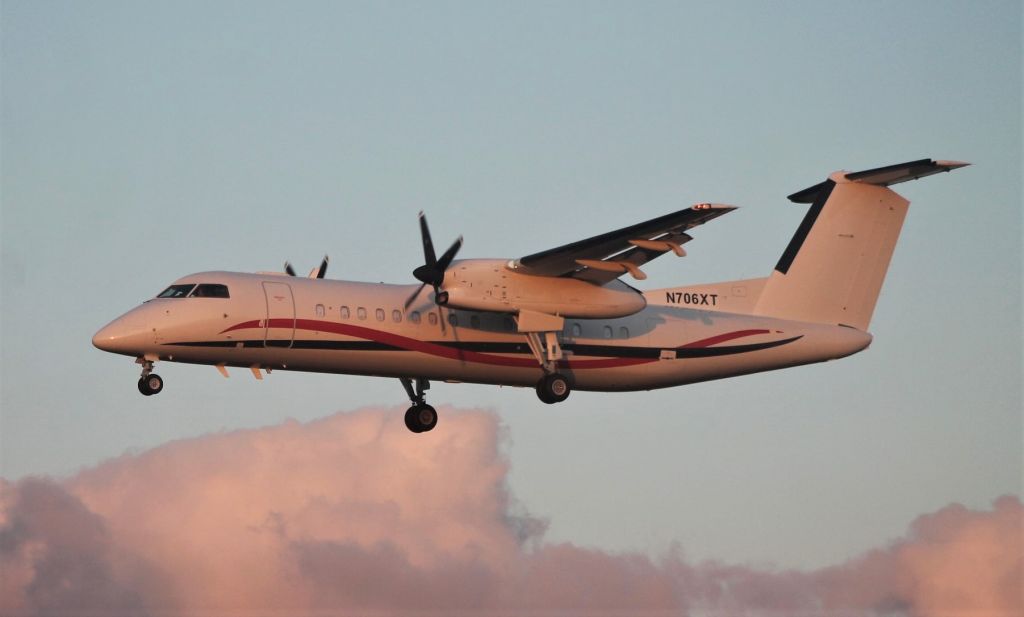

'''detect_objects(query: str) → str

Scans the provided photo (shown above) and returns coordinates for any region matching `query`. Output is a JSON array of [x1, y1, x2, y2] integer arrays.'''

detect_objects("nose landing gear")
[[399, 377, 437, 433], [136, 358, 163, 396]]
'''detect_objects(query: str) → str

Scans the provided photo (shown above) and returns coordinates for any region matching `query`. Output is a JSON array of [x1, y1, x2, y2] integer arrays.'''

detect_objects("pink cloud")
[[1, 407, 1020, 615]]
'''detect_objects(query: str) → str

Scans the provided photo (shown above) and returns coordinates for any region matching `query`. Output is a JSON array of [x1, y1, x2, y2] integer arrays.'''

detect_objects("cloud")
[[816, 494, 1024, 615], [1, 407, 1021, 616]]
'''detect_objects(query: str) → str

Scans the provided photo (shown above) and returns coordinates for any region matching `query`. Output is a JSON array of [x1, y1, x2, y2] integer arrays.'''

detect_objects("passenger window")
[[340, 306, 350, 319], [448, 313, 458, 327], [316, 304, 325, 317], [503, 317, 514, 332], [158, 284, 195, 298], [410, 311, 421, 324], [375, 308, 385, 321], [619, 326, 629, 339], [392, 309, 402, 323], [571, 323, 582, 337], [470, 315, 480, 328], [428, 313, 438, 326], [603, 325, 613, 339], [357, 307, 367, 320]]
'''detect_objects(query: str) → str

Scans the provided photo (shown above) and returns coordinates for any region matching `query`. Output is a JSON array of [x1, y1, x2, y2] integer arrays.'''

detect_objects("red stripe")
[[678, 329, 771, 349], [220, 320, 772, 369], [221, 318, 653, 369]]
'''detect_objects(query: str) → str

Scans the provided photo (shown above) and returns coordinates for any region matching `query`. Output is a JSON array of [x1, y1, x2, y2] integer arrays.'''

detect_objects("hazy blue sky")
[[2, 0, 1020, 569]]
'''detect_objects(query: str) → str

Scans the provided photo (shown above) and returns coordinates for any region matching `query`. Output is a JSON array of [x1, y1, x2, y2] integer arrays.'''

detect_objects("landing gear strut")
[[136, 358, 163, 396], [400, 377, 437, 433]]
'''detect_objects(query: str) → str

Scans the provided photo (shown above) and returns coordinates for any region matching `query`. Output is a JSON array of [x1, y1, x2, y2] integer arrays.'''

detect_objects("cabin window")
[[315, 304, 325, 317], [603, 325, 613, 339], [571, 323, 582, 337], [357, 307, 367, 320], [375, 308, 385, 321], [448, 313, 459, 327], [503, 317, 514, 332], [157, 284, 195, 298], [410, 311, 421, 324], [470, 315, 480, 328], [340, 306, 350, 319], [619, 326, 629, 339], [428, 312, 438, 326], [392, 309, 402, 323], [189, 284, 230, 298]]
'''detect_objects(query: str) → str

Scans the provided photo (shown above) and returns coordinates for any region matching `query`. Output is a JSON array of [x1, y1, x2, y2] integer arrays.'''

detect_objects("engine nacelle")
[[440, 259, 646, 319]]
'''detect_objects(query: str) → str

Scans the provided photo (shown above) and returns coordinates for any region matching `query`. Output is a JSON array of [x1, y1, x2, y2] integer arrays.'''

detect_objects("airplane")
[[93, 158, 968, 433]]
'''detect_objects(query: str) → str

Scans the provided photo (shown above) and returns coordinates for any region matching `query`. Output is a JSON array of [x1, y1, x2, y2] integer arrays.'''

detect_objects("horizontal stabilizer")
[[788, 159, 969, 203]]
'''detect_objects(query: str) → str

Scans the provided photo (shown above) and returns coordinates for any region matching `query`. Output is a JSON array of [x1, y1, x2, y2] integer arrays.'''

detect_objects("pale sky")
[[1, 0, 1020, 570]]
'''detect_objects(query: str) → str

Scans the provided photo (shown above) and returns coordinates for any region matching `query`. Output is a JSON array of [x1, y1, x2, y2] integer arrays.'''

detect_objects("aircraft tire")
[[535, 381, 554, 404], [536, 373, 570, 404], [404, 404, 437, 433], [404, 406, 422, 432], [138, 374, 163, 396]]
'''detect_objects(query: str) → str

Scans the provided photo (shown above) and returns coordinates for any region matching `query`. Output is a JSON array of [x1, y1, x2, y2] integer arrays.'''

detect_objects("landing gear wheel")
[[138, 373, 164, 396], [404, 404, 438, 433], [536, 373, 570, 404]]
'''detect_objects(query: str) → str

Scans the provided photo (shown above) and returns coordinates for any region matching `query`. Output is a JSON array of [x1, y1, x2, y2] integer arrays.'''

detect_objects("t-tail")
[[646, 159, 969, 326], [751, 159, 969, 330]]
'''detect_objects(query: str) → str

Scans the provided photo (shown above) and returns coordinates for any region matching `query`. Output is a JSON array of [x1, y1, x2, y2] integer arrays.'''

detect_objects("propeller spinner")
[[405, 212, 462, 309]]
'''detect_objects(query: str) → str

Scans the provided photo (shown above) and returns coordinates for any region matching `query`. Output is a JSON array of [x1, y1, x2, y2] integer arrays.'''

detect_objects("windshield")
[[157, 284, 196, 298], [189, 284, 230, 298]]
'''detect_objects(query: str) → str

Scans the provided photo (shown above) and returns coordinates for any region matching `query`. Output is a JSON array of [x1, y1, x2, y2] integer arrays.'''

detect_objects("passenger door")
[[262, 281, 295, 348]]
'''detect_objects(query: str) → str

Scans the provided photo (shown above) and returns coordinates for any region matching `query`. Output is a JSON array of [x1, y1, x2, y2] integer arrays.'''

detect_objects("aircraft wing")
[[513, 204, 736, 284]]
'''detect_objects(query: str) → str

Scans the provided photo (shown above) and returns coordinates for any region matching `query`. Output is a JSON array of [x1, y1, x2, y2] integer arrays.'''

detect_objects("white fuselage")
[[93, 269, 872, 392]]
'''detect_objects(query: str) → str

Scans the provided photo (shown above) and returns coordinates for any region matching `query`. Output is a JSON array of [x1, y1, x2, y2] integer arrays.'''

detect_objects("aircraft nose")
[[92, 312, 153, 356]]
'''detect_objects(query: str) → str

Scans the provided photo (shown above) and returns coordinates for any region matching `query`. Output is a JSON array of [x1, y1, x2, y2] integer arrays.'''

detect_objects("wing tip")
[[935, 160, 971, 170], [691, 203, 738, 212]]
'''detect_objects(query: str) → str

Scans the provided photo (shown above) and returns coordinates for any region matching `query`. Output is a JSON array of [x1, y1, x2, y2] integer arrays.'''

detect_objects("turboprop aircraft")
[[93, 158, 967, 433]]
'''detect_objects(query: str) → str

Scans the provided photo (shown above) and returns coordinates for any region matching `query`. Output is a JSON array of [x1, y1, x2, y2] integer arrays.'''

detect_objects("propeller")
[[284, 255, 329, 279], [404, 212, 462, 309]]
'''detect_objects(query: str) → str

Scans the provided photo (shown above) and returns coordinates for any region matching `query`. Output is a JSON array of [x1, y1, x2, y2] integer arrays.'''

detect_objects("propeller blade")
[[411, 211, 462, 309], [314, 255, 329, 279], [435, 236, 463, 271], [284, 262, 297, 277], [418, 211, 437, 267], [404, 282, 428, 310]]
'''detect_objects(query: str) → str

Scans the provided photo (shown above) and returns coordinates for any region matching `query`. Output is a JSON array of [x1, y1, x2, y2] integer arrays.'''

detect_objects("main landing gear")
[[521, 327, 572, 405], [137, 358, 163, 396], [400, 377, 437, 433]]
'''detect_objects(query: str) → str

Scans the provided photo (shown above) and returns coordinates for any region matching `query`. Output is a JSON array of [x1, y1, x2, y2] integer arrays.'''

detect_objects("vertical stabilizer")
[[754, 159, 968, 330]]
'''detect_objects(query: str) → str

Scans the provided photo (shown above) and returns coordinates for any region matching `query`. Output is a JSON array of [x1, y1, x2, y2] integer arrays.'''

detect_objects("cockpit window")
[[157, 284, 195, 298], [189, 284, 230, 298]]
